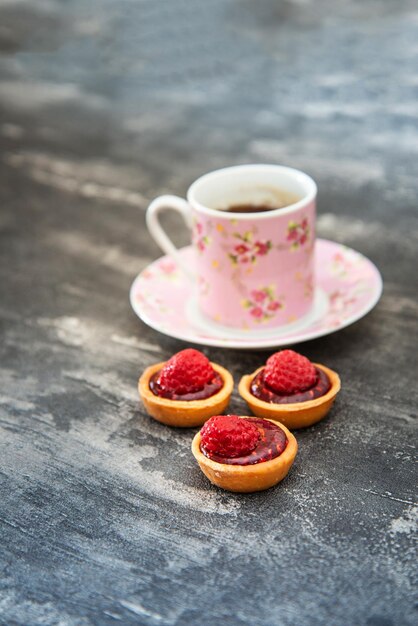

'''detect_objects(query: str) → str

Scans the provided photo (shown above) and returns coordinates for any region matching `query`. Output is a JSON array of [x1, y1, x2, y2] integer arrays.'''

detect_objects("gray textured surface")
[[0, 1, 417, 625]]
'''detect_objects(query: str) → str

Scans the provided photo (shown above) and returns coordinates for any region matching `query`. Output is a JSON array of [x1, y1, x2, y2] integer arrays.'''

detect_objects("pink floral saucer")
[[129, 239, 382, 349]]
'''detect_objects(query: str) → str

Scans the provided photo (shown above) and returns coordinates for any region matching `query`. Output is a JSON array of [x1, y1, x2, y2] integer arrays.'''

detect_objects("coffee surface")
[[221, 203, 281, 214], [217, 190, 301, 213]]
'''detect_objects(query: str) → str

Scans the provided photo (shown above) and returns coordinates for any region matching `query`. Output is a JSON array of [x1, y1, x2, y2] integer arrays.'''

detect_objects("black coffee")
[[222, 203, 281, 214], [217, 190, 301, 214]]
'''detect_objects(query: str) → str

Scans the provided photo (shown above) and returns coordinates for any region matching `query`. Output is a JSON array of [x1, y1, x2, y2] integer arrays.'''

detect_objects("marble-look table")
[[0, 1, 416, 624]]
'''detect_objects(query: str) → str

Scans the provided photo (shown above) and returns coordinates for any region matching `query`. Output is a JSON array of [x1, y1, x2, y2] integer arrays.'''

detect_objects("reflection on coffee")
[[217, 190, 301, 214]]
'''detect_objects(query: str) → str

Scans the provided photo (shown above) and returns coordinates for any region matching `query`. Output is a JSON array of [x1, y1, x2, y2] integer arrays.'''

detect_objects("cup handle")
[[146, 194, 194, 279]]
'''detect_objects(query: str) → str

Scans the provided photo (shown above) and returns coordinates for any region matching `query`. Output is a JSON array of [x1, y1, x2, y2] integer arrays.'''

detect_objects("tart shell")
[[191, 417, 298, 493], [138, 361, 233, 427], [238, 363, 340, 430]]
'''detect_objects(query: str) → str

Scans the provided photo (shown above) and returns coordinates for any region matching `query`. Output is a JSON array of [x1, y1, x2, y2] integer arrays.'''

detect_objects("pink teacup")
[[146, 164, 317, 331]]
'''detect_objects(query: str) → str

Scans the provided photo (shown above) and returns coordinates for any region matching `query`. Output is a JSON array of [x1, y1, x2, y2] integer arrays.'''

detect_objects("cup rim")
[[187, 163, 317, 220]]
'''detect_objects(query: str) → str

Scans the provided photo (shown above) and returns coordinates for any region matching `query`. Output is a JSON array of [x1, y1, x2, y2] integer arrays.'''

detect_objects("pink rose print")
[[251, 289, 267, 303], [228, 231, 272, 266], [156, 259, 179, 281], [159, 259, 177, 275], [327, 288, 360, 326], [250, 306, 263, 319], [194, 221, 211, 253], [329, 289, 358, 314], [198, 275, 210, 297], [331, 250, 356, 277], [242, 286, 284, 323], [235, 243, 250, 255], [254, 241, 270, 256], [304, 273, 314, 298], [287, 218, 310, 250]]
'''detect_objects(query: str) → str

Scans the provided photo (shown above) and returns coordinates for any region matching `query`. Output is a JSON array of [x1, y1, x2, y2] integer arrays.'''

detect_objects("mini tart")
[[192, 417, 297, 493], [139, 361, 233, 427], [238, 363, 340, 430]]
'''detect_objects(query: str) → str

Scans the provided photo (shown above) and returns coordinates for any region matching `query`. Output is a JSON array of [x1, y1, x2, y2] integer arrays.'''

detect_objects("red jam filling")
[[149, 370, 223, 401], [200, 417, 287, 466], [250, 366, 331, 404]]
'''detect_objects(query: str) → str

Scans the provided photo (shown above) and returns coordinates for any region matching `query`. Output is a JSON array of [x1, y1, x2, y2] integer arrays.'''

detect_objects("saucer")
[[130, 239, 382, 349]]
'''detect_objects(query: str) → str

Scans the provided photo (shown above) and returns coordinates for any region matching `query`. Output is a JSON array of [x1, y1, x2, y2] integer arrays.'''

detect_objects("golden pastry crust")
[[191, 417, 297, 493], [138, 361, 233, 427], [238, 363, 340, 430]]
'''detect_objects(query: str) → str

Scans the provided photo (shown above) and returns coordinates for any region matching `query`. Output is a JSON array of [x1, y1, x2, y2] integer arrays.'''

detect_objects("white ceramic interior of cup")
[[188, 164, 317, 218]]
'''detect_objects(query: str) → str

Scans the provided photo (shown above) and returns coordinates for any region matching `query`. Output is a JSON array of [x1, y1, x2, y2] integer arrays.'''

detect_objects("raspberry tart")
[[192, 414, 297, 492], [139, 348, 233, 427], [238, 350, 340, 429]]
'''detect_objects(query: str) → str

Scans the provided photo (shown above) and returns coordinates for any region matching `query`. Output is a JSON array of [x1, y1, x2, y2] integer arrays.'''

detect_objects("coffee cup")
[[146, 164, 317, 331]]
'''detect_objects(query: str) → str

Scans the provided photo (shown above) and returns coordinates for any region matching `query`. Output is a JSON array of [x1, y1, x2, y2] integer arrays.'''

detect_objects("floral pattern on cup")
[[304, 273, 314, 299], [133, 239, 381, 342], [194, 221, 212, 253], [198, 275, 210, 296], [242, 286, 284, 323], [286, 217, 309, 250], [228, 231, 272, 266]]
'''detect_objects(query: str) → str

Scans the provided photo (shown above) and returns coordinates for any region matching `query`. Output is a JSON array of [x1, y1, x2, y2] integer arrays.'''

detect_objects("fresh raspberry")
[[263, 349, 317, 395], [156, 348, 215, 395], [200, 415, 260, 458]]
